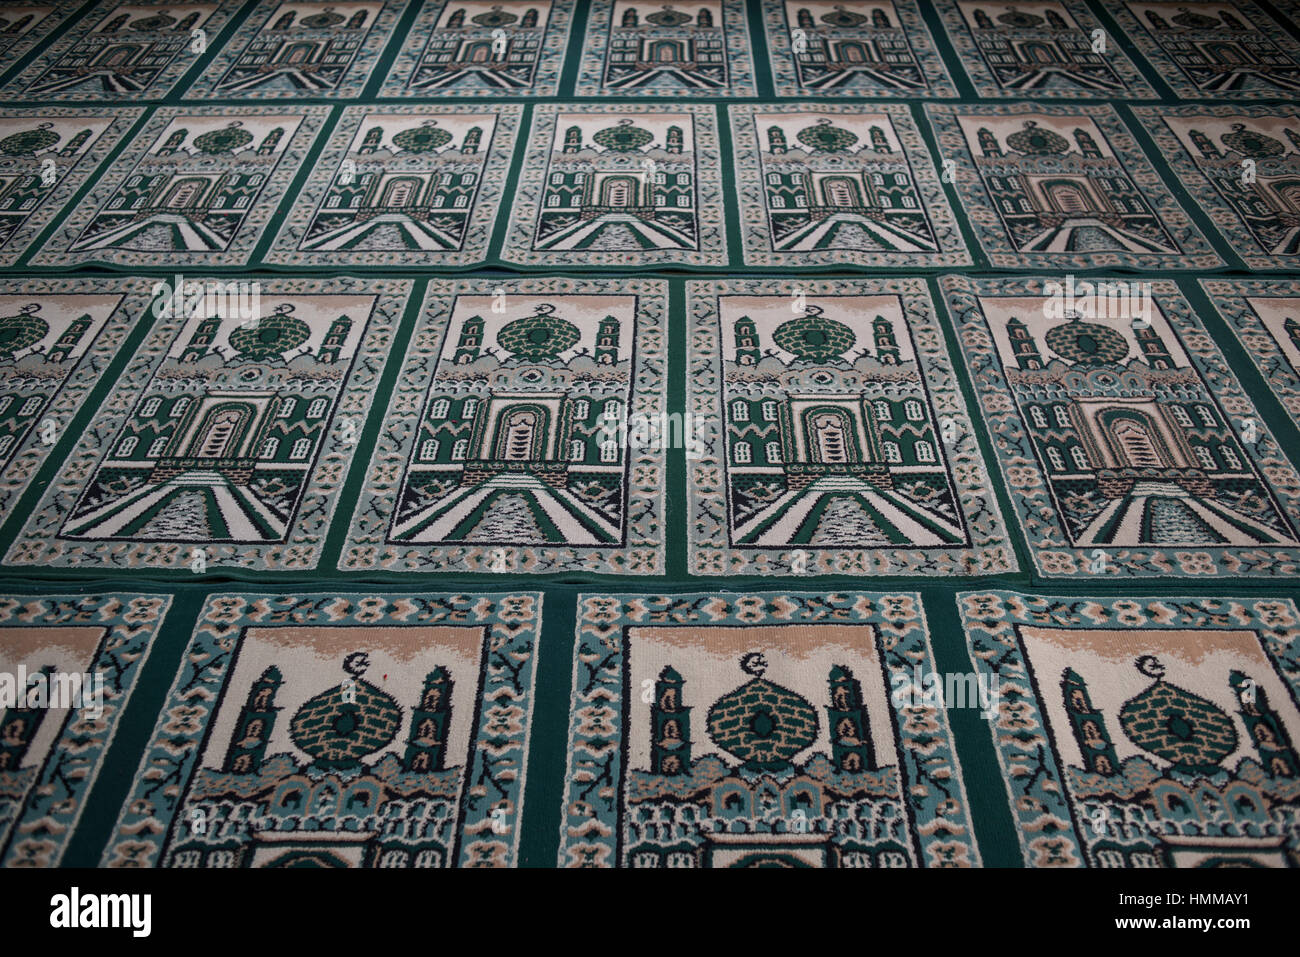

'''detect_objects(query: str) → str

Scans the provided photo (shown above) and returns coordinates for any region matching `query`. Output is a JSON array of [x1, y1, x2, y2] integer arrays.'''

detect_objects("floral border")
[[500, 103, 728, 267], [1133, 105, 1300, 270], [940, 274, 1300, 579], [936, 0, 1154, 99], [264, 104, 521, 267], [378, 0, 574, 97], [923, 102, 1222, 270], [687, 276, 1016, 577], [339, 276, 667, 575], [729, 102, 971, 267], [956, 590, 1300, 867], [4, 276, 414, 571], [183, 0, 408, 99], [0, 592, 172, 867], [0, 0, 85, 86], [575, 0, 756, 97], [0, 277, 155, 518], [763, 0, 956, 98], [1, 0, 244, 101], [559, 590, 982, 867], [29, 105, 330, 268], [1202, 278, 1300, 419], [101, 591, 542, 868], [0, 107, 143, 267]]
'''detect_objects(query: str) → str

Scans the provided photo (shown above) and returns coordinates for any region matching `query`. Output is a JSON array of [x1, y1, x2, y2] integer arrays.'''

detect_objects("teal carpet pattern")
[[0, 0, 1298, 868]]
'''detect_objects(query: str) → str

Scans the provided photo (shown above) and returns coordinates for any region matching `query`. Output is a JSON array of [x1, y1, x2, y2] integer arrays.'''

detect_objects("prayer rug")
[[574, 0, 756, 97], [0, 0, 244, 101], [0, 593, 172, 867], [958, 590, 1300, 867], [924, 103, 1222, 270], [101, 591, 542, 868], [378, 0, 574, 97], [1132, 106, 1300, 270], [728, 103, 971, 267], [941, 275, 1300, 579], [1202, 278, 1300, 418], [1100, 0, 1300, 99], [4, 278, 413, 571], [761, 0, 958, 98], [935, 0, 1156, 99], [0, 3, 86, 77], [0, 277, 156, 518], [500, 103, 727, 267], [264, 104, 521, 267], [340, 277, 667, 575], [559, 591, 981, 867], [29, 105, 330, 269], [687, 277, 1016, 576], [0, 107, 143, 267], [182, 0, 408, 100]]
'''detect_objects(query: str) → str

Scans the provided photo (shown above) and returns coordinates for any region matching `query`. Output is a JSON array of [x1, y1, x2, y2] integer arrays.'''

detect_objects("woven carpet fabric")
[[0, 0, 1298, 871]]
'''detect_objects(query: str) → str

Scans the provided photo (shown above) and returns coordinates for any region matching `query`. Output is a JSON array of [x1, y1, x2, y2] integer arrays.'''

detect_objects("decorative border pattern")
[[102, 591, 542, 868], [0, 1, 86, 87], [264, 104, 521, 267], [688, 276, 1016, 577], [1, 0, 243, 101], [4, 276, 414, 572], [500, 103, 728, 267], [1133, 105, 1300, 270], [28, 105, 330, 268], [936, 0, 1154, 99], [0, 107, 143, 267], [1202, 278, 1300, 418], [957, 590, 1300, 867], [340, 276, 667, 575], [378, 0, 574, 97], [575, 0, 756, 96], [941, 274, 1300, 578], [0, 277, 155, 518], [0, 592, 172, 867], [559, 591, 981, 867], [182, 0, 408, 99], [729, 102, 971, 267], [764, 0, 957, 98], [924, 102, 1222, 270]]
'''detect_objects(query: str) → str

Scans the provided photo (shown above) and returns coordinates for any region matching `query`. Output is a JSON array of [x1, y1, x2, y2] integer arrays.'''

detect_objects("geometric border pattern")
[[1202, 277, 1300, 417]]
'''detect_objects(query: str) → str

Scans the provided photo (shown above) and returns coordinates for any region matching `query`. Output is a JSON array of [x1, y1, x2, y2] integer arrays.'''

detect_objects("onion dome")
[[228, 306, 311, 360], [997, 8, 1045, 28], [0, 305, 48, 358], [300, 8, 346, 28], [796, 117, 859, 153], [0, 123, 59, 156], [393, 121, 452, 153], [193, 123, 254, 155], [130, 13, 176, 31], [773, 306, 856, 360], [497, 303, 581, 359], [1006, 120, 1071, 156], [646, 6, 692, 26], [593, 119, 654, 152], [1044, 314, 1129, 365], [706, 653, 819, 770], [472, 6, 519, 27], [1171, 9, 1221, 29], [289, 654, 402, 770], [820, 6, 868, 27], [1118, 656, 1238, 775], [1220, 123, 1286, 159]]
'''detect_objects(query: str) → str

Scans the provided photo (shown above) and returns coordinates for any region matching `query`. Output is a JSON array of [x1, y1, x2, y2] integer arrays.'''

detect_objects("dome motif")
[[0, 124, 59, 156], [706, 653, 819, 769], [796, 117, 859, 153], [300, 9, 346, 28], [193, 123, 254, 155], [1171, 9, 1220, 29], [646, 6, 692, 26], [0, 306, 48, 358], [1006, 120, 1071, 156], [227, 306, 311, 360], [1118, 656, 1238, 774], [592, 119, 654, 152], [393, 121, 452, 153], [773, 306, 856, 360], [130, 13, 176, 31], [471, 6, 519, 27], [1220, 123, 1286, 159], [820, 6, 868, 27], [1044, 315, 1129, 365], [289, 653, 403, 768], [497, 304, 581, 359], [997, 8, 1045, 28]]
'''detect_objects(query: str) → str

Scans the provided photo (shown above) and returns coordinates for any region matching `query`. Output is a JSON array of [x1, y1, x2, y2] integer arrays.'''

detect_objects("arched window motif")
[[1219, 445, 1241, 470], [307, 397, 328, 418], [420, 439, 439, 460], [1194, 445, 1216, 471], [569, 439, 584, 461], [1054, 405, 1071, 427], [431, 398, 450, 419], [762, 400, 778, 421], [116, 436, 137, 457], [277, 397, 296, 418], [914, 440, 935, 463], [904, 400, 923, 421], [883, 440, 901, 463], [734, 442, 751, 464], [873, 400, 891, 422], [171, 396, 189, 417], [260, 437, 279, 459], [1171, 405, 1193, 428], [574, 399, 589, 419], [148, 437, 168, 458], [766, 441, 782, 464], [600, 440, 619, 462], [452, 439, 468, 460], [1071, 446, 1090, 470], [810, 411, 852, 463], [19, 396, 40, 416], [1196, 405, 1216, 426], [140, 397, 161, 417], [290, 438, 312, 460], [731, 400, 749, 422], [462, 397, 477, 418], [1030, 406, 1048, 429], [1109, 416, 1166, 468], [501, 410, 539, 460], [1046, 447, 1065, 471]]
